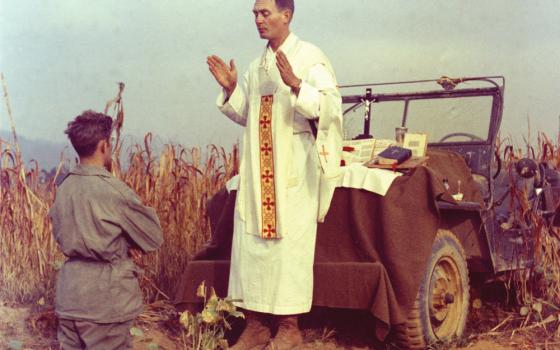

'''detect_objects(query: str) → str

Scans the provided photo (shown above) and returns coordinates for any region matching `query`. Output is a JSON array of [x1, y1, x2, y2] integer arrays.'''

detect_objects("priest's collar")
[[268, 32, 298, 54], [261, 32, 299, 71]]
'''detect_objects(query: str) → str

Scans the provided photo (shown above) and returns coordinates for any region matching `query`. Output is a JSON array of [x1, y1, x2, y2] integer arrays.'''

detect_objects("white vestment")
[[217, 33, 342, 314]]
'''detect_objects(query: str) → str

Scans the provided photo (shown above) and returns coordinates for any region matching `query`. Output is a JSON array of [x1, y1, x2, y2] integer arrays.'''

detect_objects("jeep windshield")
[[340, 77, 503, 144]]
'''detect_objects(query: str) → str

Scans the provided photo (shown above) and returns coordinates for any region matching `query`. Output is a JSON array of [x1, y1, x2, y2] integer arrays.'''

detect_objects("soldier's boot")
[[264, 316, 303, 350], [230, 311, 271, 350]]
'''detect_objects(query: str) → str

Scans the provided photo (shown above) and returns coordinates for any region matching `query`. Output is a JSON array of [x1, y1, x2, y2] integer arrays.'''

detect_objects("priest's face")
[[253, 0, 291, 41]]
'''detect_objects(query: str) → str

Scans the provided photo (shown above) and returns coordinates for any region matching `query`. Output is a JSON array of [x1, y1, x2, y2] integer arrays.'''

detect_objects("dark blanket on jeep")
[[173, 149, 482, 340]]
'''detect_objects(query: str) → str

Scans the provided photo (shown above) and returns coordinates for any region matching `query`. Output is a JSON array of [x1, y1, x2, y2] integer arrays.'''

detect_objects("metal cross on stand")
[[355, 88, 374, 140]]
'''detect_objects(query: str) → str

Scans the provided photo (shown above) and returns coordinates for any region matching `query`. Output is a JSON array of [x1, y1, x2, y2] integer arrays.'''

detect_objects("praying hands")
[[276, 50, 301, 95], [207, 55, 238, 98]]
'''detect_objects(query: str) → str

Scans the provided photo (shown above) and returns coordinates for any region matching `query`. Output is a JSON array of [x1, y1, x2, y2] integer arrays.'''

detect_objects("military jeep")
[[341, 76, 560, 348], [175, 76, 560, 349]]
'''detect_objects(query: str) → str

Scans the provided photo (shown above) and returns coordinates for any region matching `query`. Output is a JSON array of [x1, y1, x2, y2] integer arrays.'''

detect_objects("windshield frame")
[[341, 85, 503, 147]]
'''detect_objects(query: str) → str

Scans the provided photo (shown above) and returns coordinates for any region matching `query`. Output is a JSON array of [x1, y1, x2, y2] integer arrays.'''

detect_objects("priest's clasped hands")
[[276, 50, 302, 95], [207, 50, 301, 98]]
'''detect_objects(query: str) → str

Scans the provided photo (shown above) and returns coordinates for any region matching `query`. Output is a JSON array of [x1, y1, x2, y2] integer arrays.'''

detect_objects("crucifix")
[[355, 88, 374, 140]]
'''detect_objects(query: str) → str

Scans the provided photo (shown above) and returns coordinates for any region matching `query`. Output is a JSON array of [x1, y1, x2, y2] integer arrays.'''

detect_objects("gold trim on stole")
[[258, 95, 277, 239]]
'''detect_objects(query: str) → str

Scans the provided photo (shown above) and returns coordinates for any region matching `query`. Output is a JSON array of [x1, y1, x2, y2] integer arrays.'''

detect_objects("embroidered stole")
[[258, 95, 277, 239]]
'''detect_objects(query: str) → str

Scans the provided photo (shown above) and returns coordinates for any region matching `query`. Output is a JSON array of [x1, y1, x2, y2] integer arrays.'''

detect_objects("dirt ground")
[[3, 297, 556, 350]]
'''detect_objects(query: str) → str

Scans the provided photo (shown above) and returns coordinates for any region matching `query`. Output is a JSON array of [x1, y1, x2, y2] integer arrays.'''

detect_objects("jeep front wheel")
[[394, 229, 470, 349]]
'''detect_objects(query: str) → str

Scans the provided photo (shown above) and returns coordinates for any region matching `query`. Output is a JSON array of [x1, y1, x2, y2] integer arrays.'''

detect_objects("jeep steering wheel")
[[438, 132, 484, 142]]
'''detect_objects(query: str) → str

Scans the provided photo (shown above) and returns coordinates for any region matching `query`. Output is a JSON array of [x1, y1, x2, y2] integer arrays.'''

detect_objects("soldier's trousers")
[[57, 319, 133, 350]]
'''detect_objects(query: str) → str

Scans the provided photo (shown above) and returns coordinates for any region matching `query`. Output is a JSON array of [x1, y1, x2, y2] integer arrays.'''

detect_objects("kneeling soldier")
[[50, 110, 164, 350]]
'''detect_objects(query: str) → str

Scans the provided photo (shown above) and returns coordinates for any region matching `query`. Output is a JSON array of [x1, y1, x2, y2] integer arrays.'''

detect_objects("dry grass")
[[1, 73, 63, 303], [0, 145, 61, 302]]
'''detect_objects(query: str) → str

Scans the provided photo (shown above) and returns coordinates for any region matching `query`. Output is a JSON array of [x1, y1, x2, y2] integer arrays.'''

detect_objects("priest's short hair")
[[275, 0, 294, 16]]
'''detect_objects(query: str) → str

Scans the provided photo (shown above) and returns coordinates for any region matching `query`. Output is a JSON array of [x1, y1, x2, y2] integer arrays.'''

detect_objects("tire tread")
[[392, 229, 469, 349]]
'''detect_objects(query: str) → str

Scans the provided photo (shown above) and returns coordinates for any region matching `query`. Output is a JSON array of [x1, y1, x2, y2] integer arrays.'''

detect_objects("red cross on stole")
[[258, 95, 277, 239]]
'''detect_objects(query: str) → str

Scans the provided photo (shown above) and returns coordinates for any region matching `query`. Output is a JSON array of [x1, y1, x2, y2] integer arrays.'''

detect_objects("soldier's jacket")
[[49, 164, 164, 323]]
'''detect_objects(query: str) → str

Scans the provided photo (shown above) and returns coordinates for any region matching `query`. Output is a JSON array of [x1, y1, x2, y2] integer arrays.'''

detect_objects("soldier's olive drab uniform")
[[50, 164, 163, 350]]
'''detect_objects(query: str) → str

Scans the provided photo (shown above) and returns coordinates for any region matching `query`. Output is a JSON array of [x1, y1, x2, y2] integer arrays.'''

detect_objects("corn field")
[[0, 132, 238, 304]]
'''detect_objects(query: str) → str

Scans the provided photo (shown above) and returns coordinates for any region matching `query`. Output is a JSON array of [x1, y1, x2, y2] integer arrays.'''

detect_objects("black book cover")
[[377, 146, 412, 164]]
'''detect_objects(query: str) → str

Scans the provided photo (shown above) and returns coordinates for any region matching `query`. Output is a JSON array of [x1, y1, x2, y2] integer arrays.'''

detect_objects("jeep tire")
[[394, 229, 470, 349]]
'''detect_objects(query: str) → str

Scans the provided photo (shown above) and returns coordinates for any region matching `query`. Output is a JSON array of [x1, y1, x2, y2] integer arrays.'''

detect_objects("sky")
[[1, 0, 560, 150]]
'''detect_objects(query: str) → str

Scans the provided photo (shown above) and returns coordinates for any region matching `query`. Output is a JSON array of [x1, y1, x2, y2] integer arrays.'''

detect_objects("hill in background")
[[0, 129, 68, 170], [0, 130, 167, 171]]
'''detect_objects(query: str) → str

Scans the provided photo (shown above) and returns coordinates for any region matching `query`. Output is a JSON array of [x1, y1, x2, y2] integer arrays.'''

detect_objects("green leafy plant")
[[179, 281, 244, 350]]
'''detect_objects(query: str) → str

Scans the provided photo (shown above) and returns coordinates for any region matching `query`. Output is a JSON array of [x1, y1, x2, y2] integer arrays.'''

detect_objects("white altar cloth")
[[226, 163, 400, 197]]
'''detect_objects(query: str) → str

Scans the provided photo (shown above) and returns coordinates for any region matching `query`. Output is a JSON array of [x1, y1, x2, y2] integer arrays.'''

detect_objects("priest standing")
[[207, 0, 342, 349]]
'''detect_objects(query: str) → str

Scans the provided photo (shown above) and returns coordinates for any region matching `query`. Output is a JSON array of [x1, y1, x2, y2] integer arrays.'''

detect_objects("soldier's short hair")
[[65, 110, 113, 157]]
